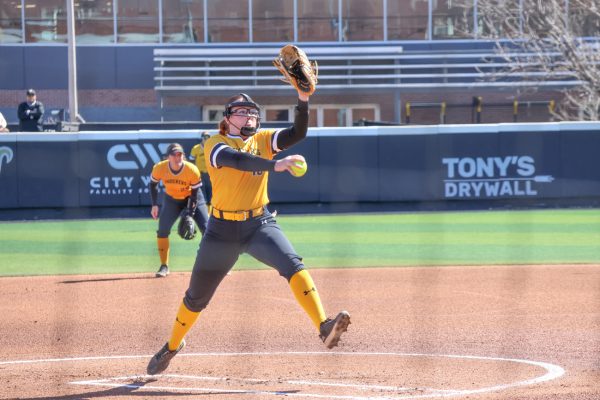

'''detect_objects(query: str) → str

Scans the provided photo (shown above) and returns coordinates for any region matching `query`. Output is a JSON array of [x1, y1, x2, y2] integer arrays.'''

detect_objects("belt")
[[211, 206, 264, 221]]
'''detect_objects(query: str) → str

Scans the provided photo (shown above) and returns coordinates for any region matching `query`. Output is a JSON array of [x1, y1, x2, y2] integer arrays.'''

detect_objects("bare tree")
[[474, 0, 600, 120]]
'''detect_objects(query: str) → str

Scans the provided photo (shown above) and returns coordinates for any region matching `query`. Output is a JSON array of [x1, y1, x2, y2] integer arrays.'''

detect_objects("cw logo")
[[0, 146, 14, 174], [107, 143, 171, 170]]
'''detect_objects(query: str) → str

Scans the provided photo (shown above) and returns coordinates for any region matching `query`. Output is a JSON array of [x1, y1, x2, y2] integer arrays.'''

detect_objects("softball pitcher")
[[147, 89, 350, 375], [149, 143, 209, 277]]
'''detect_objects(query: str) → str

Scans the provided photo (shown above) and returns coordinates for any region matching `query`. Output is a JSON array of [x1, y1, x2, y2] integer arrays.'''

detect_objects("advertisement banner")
[[17, 135, 79, 208], [77, 132, 204, 207], [78, 138, 146, 206], [3, 124, 600, 211], [379, 133, 440, 201], [557, 130, 600, 196], [0, 136, 18, 208], [438, 131, 560, 200]]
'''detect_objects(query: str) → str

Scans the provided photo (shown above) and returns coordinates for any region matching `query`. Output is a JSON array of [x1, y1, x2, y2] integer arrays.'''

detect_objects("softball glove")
[[273, 44, 318, 95], [177, 209, 196, 240]]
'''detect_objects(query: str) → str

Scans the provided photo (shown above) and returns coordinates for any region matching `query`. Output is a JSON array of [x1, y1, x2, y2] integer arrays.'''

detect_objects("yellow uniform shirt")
[[205, 129, 279, 211], [151, 160, 201, 200], [190, 143, 208, 173]]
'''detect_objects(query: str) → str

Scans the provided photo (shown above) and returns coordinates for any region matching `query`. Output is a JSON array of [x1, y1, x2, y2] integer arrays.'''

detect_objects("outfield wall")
[[1, 122, 599, 210]]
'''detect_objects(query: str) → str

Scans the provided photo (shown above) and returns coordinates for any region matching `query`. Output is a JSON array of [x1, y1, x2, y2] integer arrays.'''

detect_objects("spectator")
[[17, 89, 44, 132], [0, 111, 8, 132]]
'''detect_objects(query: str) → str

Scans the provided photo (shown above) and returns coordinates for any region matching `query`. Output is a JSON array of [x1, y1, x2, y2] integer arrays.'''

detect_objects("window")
[[319, 104, 380, 127], [569, 0, 600, 37], [264, 107, 294, 122], [207, 0, 248, 42], [298, 0, 339, 42], [117, 0, 159, 43], [387, 0, 429, 40], [521, 0, 557, 39], [432, 0, 474, 39], [75, 0, 114, 44], [204, 106, 224, 122], [24, 0, 66, 43], [343, 0, 383, 41], [323, 107, 348, 127], [352, 107, 376, 122], [205, 103, 378, 127], [163, 0, 204, 43], [476, 0, 521, 39], [252, 0, 293, 42], [0, 1, 23, 43]]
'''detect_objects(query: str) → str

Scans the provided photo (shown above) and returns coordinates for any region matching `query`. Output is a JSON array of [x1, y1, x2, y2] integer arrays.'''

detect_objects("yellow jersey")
[[205, 129, 278, 211], [190, 143, 208, 173], [151, 160, 201, 200]]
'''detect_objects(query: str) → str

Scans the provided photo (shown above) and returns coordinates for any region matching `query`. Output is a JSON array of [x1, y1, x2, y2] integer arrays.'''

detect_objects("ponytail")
[[218, 118, 229, 136]]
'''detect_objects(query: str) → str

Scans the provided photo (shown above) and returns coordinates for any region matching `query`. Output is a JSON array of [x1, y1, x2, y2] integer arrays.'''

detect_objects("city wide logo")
[[89, 142, 172, 196], [0, 146, 14, 174], [107, 143, 171, 170], [442, 156, 554, 198]]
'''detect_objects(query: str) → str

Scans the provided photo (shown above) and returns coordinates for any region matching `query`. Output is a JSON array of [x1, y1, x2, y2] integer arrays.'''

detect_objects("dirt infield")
[[0, 265, 599, 399]]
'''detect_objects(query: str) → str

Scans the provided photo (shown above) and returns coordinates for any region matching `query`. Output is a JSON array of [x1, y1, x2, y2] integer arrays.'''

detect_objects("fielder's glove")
[[177, 209, 197, 240], [273, 44, 318, 95]]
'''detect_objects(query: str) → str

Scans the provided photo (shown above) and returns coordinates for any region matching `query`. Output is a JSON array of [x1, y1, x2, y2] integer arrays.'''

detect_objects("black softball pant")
[[157, 192, 209, 238], [183, 208, 305, 312]]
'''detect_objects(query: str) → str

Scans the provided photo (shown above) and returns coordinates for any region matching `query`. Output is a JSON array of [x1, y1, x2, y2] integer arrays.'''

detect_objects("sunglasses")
[[230, 109, 260, 118]]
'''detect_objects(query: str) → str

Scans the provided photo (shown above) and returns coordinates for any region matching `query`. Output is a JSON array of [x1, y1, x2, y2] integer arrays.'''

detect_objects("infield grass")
[[0, 209, 599, 276]]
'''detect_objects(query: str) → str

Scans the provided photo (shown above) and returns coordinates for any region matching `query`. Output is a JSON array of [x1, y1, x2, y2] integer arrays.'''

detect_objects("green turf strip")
[[0, 209, 599, 276]]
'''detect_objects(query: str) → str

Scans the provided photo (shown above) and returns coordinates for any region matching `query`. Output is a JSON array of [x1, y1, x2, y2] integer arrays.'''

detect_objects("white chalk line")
[[0, 352, 564, 399]]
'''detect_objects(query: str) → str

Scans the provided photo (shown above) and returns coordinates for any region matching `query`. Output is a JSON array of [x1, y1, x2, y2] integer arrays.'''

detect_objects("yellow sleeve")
[[258, 129, 276, 160], [190, 144, 200, 160], [205, 135, 228, 168], [151, 162, 163, 182], [185, 162, 201, 188]]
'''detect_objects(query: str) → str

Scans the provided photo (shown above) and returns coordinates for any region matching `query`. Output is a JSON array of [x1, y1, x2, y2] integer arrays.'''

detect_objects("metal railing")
[[404, 98, 556, 124], [154, 45, 581, 94]]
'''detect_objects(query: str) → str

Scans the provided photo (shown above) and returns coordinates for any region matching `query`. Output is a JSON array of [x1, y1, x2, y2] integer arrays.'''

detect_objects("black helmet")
[[223, 93, 261, 136]]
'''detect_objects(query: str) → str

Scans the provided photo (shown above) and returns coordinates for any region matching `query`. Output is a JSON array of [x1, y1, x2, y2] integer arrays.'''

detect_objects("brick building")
[[0, 0, 592, 127]]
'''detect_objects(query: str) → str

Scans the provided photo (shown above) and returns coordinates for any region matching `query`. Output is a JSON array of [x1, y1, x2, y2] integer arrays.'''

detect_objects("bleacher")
[[153, 43, 581, 95]]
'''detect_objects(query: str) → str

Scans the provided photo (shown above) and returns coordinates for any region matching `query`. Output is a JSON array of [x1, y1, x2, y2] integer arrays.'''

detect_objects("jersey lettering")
[[151, 160, 201, 200], [204, 130, 276, 211]]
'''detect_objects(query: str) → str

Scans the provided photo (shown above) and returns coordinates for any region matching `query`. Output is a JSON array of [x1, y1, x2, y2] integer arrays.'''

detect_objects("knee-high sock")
[[157, 237, 170, 265], [168, 301, 200, 351], [289, 269, 327, 331]]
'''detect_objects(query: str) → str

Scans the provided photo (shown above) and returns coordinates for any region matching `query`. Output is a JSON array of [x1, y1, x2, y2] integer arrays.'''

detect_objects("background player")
[[147, 87, 350, 375], [189, 132, 212, 207], [149, 143, 209, 277]]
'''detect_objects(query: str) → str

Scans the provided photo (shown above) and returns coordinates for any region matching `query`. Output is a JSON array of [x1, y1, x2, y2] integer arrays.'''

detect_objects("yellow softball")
[[290, 159, 308, 177]]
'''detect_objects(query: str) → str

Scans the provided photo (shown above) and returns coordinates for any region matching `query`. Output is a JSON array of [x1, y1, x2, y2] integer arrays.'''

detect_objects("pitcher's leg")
[[246, 222, 326, 330], [167, 231, 241, 352], [184, 233, 240, 313]]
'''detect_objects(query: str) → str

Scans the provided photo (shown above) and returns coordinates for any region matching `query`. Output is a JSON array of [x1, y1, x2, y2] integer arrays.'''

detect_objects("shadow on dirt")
[[8, 377, 278, 398], [59, 276, 157, 284]]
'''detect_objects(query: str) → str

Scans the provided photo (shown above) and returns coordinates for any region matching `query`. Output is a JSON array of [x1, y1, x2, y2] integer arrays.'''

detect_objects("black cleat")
[[155, 264, 169, 278], [147, 340, 185, 375], [319, 311, 351, 349]]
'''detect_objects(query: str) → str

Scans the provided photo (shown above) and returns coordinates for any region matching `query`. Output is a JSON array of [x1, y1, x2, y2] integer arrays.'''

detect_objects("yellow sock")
[[168, 301, 200, 351], [289, 269, 327, 330], [157, 237, 170, 265]]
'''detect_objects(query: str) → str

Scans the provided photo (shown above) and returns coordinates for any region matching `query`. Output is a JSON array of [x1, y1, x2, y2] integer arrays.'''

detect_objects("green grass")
[[1, 209, 599, 276]]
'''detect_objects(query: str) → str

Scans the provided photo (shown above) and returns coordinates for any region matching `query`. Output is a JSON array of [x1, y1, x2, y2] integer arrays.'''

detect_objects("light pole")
[[66, 0, 83, 123]]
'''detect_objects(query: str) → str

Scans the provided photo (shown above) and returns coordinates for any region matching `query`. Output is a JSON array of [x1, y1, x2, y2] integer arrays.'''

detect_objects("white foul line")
[[0, 351, 565, 399]]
